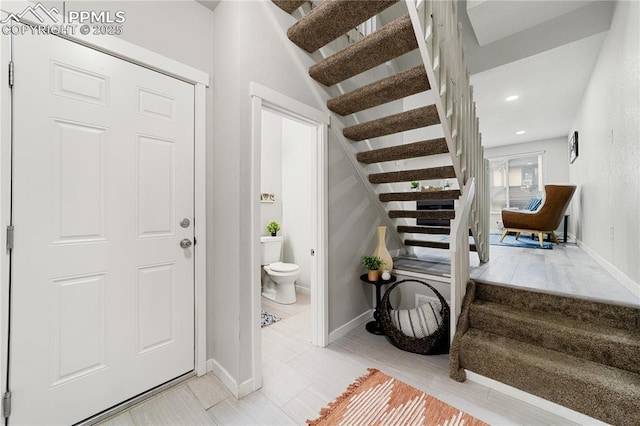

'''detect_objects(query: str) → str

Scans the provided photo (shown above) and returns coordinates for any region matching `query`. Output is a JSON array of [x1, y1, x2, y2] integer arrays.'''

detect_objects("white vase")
[[372, 226, 393, 272]]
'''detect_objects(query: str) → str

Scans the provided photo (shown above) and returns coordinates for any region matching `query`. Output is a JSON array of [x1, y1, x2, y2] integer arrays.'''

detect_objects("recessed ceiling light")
[[505, 95, 519, 102], [516, 130, 526, 135]]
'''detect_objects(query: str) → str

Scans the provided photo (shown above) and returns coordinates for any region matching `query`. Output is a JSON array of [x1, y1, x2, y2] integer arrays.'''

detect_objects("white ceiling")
[[460, 0, 615, 147], [471, 31, 606, 147]]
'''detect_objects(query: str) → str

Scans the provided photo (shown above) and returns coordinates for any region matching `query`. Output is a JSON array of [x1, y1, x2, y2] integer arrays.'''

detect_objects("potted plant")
[[266, 220, 280, 236], [361, 255, 385, 281], [410, 181, 419, 191]]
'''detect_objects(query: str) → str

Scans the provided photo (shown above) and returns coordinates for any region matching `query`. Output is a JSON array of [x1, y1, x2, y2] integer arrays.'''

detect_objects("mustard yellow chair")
[[500, 185, 576, 247]]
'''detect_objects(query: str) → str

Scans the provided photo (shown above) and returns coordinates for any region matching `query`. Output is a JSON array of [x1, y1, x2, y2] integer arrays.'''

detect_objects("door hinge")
[[6, 225, 14, 251], [8, 61, 14, 88], [3, 391, 11, 419]]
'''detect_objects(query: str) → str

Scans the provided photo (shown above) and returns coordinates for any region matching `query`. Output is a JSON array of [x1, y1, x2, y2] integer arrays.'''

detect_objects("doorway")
[[249, 83, 329, 391], [1, 27, 208, 424]]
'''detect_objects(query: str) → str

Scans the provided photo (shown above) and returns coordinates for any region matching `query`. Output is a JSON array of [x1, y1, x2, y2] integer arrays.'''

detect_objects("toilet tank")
[[260, 236, 283, 265]]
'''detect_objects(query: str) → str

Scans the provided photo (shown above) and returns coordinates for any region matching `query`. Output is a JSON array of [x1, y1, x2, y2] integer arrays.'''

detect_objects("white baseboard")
[[576, 239, 640, 298], [207, 358, 248, 399], [465, 371, 608, 426], [295, 284, 310, 295], [328, 309, 372, 343]]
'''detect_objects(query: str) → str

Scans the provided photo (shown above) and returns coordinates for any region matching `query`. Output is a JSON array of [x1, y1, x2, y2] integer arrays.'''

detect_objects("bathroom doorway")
[[249, 83, 329, 391]]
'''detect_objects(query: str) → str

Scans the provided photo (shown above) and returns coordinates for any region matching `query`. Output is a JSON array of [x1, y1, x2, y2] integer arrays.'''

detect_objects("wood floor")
[[97, 244, 637, 424], [404, 241, 640, 306]]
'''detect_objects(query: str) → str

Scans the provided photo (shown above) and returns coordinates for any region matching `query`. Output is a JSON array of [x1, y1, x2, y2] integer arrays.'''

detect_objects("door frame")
[[0, 5, 209, 417], [249, 82, 329, 390]]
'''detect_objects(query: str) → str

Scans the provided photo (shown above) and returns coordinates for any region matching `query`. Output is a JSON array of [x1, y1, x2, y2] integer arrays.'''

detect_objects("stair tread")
[[379, 189, 461, 202], [398, 225, 450, 234], [389, 209, 454, 219], [460, 328, 640, 425], [461, 329, 640, 389], [474, 280, 640, 332], [406, 239, 477, 251], [309, 14, 417, 86], [357, 138, 448, 164], [287, 0, 398, 53], [328, 65, 430, 116], [470, 300, 640, 374], [344, 105, 440, 142], [369, 165, 455, 184], [272, 0, 305, 14]]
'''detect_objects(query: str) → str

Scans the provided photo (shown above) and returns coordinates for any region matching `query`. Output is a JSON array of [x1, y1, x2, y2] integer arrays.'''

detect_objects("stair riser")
[[309, 14, 417, 87], [469, 304, 640, 374], [344, 105, 440, 142], [475, 282, 640, 332], [459, 334, 639, 426]]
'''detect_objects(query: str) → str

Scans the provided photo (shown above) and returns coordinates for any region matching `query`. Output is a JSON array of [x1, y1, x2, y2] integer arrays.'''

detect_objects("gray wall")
[[569, 0, 640, 285], [211, 0, 396, 386]]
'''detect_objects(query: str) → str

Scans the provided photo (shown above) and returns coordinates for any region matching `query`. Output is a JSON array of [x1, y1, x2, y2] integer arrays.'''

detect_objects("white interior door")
[[9, 30, 195, 425]]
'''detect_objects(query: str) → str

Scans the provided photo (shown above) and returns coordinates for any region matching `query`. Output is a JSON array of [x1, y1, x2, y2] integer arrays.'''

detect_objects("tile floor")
[[98, 242, 635, 425]]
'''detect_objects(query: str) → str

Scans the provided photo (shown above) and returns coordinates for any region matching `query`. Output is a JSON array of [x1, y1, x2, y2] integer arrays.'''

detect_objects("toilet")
[[260, 236, 299, 304]]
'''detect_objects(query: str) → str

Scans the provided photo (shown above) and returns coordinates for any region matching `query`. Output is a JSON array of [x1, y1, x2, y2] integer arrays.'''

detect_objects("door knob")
[[180, 239, 192, 249]]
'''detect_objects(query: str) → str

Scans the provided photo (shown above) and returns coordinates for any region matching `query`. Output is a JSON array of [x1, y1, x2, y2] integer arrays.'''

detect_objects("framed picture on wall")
[[569, 131, 579, 164]]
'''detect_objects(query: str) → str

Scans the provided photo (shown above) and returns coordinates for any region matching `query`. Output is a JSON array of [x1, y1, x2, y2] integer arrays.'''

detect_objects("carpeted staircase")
[[451, 280, 640, 425], [272, 0, 483, 256]]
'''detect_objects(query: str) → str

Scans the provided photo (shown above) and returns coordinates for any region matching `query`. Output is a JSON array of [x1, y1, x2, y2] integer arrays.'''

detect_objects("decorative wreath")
[[379, 279, 450, 355]]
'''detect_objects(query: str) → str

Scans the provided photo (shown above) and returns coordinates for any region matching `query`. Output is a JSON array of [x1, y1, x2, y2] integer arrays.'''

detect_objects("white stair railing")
[[407, 0, 489, 324]]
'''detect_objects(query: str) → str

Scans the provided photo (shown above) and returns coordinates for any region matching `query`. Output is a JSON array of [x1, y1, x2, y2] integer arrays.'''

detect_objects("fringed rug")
[[307, 369, 488, 426], [490, 233, 553, 249], [261, 310, 281, 328]]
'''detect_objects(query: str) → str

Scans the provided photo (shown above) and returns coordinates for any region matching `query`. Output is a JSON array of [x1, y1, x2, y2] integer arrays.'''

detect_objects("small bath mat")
[[261, 310, 282, 328]]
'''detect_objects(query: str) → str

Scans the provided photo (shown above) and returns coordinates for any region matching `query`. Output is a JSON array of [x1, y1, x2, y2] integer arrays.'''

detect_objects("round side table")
[[360, 273, 397, 335]]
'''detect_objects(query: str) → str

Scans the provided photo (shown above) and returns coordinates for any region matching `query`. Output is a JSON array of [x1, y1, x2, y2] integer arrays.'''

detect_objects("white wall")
[[485, 137, 570, 233], [211, 0, 396, 388], [260, 111, 313, 289], [260, 110, 283, 230], [281, 117, 313, 289], [569, 0, 640, 286]]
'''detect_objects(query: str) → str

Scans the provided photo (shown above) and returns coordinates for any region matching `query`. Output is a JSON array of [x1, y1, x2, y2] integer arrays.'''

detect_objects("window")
[[489, 153, 544, 213]]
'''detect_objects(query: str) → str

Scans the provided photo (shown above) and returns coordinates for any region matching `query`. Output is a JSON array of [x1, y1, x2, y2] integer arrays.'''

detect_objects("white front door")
[[9, 30, 195, 425]]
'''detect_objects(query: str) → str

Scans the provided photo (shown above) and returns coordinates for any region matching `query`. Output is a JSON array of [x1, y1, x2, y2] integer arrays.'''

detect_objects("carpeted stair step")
[[272, 0, 305, 14], [379, 189, 461, 202], [309, 14, 417, 86], [398, 225, 450, 235], [405, 239, 478, 251], [474, 281, 640, 332], [356, 138, 448, 164], [389, 210, 454, 220], [344, 105, 440, 141], [369, 166, 455, 184], [287, 0, 398, 53], [469, 300, 640, 374], [328, 66, 430, 116], [458, 328, 640, 426]]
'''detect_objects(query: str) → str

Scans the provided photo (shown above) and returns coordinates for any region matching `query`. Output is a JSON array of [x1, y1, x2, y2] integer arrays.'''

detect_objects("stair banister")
[[450, 177, 475, 338]]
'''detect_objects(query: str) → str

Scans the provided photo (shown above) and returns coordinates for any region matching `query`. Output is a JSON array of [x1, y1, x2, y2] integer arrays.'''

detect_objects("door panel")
[[9, 30, 195, 425]]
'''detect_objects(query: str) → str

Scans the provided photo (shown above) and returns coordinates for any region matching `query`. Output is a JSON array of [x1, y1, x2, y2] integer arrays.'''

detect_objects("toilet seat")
[[268, 262, 299, 273]]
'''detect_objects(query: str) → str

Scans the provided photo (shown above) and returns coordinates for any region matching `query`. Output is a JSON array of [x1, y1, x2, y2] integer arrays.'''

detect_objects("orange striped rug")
[[307, 369, 488, 425]]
